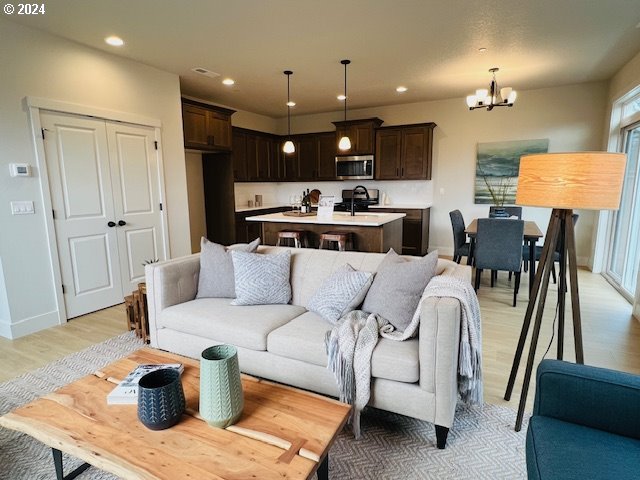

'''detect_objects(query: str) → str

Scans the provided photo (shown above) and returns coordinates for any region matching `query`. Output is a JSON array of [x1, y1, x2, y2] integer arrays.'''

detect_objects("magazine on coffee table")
[[107, 363, 183, 405]]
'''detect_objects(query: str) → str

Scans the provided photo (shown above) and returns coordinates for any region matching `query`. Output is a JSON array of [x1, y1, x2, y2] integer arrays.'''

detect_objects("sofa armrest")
[[145, 254, 200, 347], [417, 262, 471, 428], [418, 296, 461, 428], [534, 360, 640, 440]]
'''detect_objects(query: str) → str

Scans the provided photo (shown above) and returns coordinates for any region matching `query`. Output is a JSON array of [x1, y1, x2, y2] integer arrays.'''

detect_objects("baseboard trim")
[[0, 320, 12, 340], [1, 310, 61, 339]]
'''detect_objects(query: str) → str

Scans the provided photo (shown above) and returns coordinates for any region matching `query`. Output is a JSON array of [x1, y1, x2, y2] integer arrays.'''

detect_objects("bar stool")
[[319, 231, 354, 251], [276, 229, 309, 248]]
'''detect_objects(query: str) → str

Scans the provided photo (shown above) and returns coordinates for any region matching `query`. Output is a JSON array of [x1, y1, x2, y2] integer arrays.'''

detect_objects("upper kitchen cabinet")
[[296, 135, 319, 180], [375, 123, 436, 180], [332, 118, 383, 155], [182, 99, 235, 151], [233, 127, 282, 182], [317, 132, 337, 180]]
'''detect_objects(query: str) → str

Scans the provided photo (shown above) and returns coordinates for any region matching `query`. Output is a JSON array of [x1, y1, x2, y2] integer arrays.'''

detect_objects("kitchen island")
[[246, 211, 406, 253]]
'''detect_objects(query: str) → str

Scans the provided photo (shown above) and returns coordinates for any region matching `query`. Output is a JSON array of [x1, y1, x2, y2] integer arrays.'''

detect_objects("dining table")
[[465, 218, 544, 293]]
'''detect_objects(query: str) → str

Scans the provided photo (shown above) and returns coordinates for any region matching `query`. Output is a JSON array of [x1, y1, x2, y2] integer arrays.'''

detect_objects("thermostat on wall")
[[10, 163, 31, 177]]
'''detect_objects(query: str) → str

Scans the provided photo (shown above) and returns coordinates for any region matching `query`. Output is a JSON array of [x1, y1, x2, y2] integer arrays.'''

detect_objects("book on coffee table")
[[106, 363, 183, 405]]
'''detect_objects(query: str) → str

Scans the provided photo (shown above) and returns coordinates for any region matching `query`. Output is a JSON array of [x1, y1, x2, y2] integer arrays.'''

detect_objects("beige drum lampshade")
[[516, 152, 626, 210]]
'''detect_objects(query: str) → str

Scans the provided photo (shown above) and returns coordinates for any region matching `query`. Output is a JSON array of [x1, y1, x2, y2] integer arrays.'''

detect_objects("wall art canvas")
[[474, 139, 549, 205]]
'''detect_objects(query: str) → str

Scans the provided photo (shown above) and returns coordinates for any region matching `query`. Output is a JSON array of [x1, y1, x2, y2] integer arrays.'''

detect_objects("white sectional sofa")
[[145, 246, 471, 448]]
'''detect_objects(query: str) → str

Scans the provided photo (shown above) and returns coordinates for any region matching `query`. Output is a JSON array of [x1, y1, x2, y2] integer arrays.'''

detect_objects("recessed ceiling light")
[[222, 78, 235, 86], [478, 47, 488, 53], [105, 36, 124, 47], [337, 94, 347, 101], [286, 101, 296, 107], [396, 86, 408, 93]]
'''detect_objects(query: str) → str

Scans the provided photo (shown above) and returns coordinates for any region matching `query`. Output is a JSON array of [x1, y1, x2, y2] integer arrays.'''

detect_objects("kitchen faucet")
[[350, 185, 370, 216]]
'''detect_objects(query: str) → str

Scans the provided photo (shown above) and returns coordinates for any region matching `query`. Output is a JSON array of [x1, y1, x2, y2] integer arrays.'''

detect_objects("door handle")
[[108, 221, 116, 227], [118, 220, 127, 226]]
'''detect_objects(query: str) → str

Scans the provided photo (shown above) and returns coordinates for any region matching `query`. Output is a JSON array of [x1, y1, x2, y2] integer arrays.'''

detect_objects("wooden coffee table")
[[0, 348, 351, 480]]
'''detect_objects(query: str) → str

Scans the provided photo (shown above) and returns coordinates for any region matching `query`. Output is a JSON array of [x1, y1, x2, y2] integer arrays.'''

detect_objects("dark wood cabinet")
[[375, 128, 402, 179], [232, 130, 248, 181], [233, 128, 282, 182], [235, 206, 289, 243], [376, 207, 430, 256], [182, 100, 234, 151], [375, 123, 435, 180], [281, 148, 299, 181], [268, 138, 282, 181], [332, 118, 383, 155], [297, 136, 318, 180], [317, 132, 337, 180]]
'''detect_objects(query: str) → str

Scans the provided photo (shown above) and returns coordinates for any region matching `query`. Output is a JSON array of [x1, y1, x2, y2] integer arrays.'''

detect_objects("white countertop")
[[235, 204, 288, 213], [245, 211, 406, 227], [370, 203, 432, 210], [236, 203, 431, 213]]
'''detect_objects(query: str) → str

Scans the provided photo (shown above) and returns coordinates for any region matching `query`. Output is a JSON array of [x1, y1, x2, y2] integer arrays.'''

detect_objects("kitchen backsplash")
[[234, 180, 433, 208]]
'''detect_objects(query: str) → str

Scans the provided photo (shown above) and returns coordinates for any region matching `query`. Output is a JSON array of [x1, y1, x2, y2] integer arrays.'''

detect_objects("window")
[[606, 119, 640, 300]]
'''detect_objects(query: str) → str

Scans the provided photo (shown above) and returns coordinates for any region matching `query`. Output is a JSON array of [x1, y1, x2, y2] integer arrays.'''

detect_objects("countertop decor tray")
[[283, 211, 316, 217]]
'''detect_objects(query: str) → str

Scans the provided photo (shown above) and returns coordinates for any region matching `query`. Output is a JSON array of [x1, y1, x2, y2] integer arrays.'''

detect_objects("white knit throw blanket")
[[422, 276, 483, 405], [326, 275, 483, 437], [325, 310, 387, 438]]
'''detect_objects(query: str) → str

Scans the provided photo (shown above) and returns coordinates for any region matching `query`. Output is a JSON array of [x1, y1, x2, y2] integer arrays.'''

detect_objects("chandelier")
[[466, 67, 517, 111]]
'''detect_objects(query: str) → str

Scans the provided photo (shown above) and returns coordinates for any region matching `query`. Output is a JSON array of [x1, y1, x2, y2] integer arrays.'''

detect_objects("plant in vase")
[[479, 167, 513, 217]]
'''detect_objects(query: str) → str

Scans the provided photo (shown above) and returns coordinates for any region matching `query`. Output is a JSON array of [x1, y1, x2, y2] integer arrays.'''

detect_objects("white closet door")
[[106, 122, 166, 294], [41, 111, 124, 318]]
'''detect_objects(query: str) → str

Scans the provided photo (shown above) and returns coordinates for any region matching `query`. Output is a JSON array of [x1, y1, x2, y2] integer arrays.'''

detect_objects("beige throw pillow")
[[307, 264, 374, 324], [362, 249, 438, 332], [196, 237, 260, 299]]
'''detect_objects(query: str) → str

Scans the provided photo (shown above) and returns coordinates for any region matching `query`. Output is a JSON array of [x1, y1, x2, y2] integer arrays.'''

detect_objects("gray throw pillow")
[[196, 237, 260, 298], [362, 249, 438, 332], [307, 264, 374, 324], [231, 250, 292, 305]]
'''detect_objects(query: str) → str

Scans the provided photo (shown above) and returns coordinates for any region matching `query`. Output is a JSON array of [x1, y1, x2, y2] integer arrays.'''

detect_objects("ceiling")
[[8, 0, 640, 117]]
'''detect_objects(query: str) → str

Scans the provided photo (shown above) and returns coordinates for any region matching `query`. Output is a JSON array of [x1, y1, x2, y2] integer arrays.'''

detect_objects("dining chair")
[[489, 206, 523, 219], [523, 214, 579, 284], [474, 218, 525, 307], [449, 210, 472, 264]]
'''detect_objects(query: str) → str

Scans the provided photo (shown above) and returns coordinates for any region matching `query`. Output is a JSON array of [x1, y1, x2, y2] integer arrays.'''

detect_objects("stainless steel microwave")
[[335, 155, 374, 180]]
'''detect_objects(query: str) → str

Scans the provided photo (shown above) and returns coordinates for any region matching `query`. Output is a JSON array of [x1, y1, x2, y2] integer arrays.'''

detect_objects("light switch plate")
[[11, 201, 35, 215]]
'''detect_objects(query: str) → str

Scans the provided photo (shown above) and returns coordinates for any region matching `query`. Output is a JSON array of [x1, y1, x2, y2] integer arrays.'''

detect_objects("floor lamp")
[[503, 152, 626, 431]]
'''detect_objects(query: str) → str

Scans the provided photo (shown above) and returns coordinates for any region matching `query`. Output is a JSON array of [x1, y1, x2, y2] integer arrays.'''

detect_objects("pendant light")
[[338, 59, 352, 151], [283, 70, 295, 154]]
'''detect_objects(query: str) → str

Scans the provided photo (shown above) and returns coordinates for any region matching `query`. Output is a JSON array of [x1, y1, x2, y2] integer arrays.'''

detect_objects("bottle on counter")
[[301, 190, 311, 213]]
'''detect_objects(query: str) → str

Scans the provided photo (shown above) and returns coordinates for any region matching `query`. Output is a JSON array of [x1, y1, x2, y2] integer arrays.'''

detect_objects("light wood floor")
[[1, 266, 638, 414]]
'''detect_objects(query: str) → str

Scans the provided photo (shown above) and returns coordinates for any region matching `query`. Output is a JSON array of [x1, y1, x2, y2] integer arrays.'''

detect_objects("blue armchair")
[[526, 360, 640, 480]]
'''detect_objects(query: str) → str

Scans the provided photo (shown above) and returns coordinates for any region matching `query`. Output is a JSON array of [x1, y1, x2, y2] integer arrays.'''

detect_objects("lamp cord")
[[541, 293, 561, 360]]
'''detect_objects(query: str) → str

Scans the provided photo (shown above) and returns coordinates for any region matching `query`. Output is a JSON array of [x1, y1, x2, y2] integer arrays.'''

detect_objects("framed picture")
[[474, 139, 549, 205], [317, 195, 335, 220]]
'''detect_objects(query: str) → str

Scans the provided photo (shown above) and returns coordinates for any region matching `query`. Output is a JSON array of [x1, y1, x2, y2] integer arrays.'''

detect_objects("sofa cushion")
[[196, 237, 260, 299], [231, 250, 292, 306], [526, 416, 640, 480], [362, 249, 438, 333], [267, 311, 420, 383], [158, 298, 305, 351], [307, 263, 374, 324]]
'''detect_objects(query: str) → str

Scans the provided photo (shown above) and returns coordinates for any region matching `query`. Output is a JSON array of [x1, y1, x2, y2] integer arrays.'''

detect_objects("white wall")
[[0, 19, 191, 338], [241, 81, 608, 264]]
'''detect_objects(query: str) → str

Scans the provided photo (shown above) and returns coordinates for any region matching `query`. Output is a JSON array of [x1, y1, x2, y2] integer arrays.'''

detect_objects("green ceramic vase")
[[199, 345, 244, 428]]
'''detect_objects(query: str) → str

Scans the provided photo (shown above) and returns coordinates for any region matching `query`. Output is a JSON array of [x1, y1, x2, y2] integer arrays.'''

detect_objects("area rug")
[[0, 332, 528, 479]]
